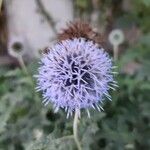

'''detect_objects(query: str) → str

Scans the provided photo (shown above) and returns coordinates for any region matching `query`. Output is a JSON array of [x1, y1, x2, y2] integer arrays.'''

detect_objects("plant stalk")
[[73, 109, 82, 150], [0, 0, 2, 12], [18, 56, 29, 75], [113, 45, 119, 61]]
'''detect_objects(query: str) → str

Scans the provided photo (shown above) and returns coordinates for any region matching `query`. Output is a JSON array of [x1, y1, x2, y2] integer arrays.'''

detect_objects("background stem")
[[18, 56, 28, 75], [0, 0, 2, 12], [113, 45, 119, 61], [73, 109, 82, 150]]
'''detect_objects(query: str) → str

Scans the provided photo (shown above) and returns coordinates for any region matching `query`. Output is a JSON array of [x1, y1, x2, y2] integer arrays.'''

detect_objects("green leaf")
[[139, 33, 150, 46], [26, 134, 74, 150], [142, 0, 150, 6]]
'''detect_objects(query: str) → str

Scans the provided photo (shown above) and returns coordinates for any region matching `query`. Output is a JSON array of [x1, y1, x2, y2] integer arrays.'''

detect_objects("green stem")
[[0, 0, 2, 12], [113, 45, 119, 61], [17, 56, 39, 100], [18, 56, 29, 75], [73, 109, 82, 150]]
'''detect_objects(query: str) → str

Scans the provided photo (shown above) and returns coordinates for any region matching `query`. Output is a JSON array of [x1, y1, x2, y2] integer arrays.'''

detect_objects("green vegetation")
[[0, 0, 150, 149]]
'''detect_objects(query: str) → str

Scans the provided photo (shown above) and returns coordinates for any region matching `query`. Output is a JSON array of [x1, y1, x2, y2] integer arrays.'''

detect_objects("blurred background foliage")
[[0, 0, 150, 150]]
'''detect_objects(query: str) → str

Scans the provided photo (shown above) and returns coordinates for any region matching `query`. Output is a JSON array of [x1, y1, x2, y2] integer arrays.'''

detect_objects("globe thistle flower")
[[108, 29, 124, 47], [108, 29, 125, 61], [36, 22, 117, 118], [8, 36, 25, 58]]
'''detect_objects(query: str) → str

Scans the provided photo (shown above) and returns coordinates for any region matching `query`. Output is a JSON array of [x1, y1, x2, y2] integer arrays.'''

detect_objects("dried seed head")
[[58, 21, 103, 45]]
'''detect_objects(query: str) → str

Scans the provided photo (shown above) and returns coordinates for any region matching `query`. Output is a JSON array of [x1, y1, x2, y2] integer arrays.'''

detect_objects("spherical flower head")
[[36, 38, 117, 117], [109, 29, 124, 46]]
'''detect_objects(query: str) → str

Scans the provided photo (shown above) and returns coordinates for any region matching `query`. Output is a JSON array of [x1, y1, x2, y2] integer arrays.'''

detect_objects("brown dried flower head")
[[58, 21, 103, 45]]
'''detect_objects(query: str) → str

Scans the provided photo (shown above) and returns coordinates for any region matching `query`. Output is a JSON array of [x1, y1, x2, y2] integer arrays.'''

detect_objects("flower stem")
[[73, 109, 82, 150], [113, 45, 119, 61], [18, 56, 29, 75], [17, 56, 37, 99], [0, 0, 2, 12]]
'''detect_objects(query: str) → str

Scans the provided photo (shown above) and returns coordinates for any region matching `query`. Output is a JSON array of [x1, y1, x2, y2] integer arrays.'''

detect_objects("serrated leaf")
[[26, 134, 74, 150]]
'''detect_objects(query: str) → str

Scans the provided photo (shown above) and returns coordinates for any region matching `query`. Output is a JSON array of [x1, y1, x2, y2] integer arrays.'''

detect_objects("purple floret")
[[35, 38, 117, 117]]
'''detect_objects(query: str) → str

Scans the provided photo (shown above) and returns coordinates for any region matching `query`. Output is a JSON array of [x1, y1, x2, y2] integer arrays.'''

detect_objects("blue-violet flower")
[[36, 38, 117, 117]]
